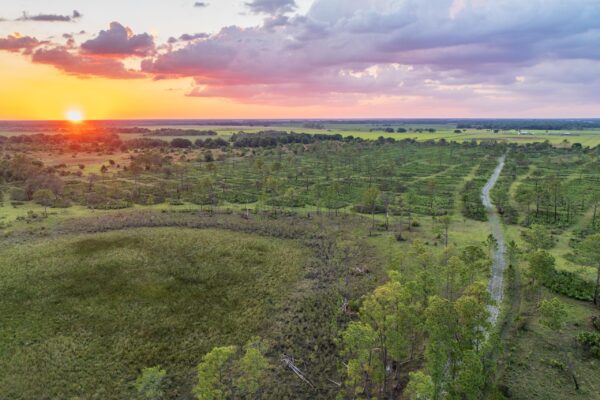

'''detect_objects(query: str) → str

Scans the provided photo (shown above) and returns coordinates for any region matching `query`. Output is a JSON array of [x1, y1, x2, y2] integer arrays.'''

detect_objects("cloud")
[[166, 33, 209, 44], [6, 0, 600, 115], [32, 46, 144, 79], [179, 32, 210, 41], [0, 34, 42, 52], [17, 10, 82, 22], [81, 22, 154, 57], [263, 14, 290, 29], [194, 2, 209, 7], [139, 0, 600, 110], [245, 0, 297, 15]]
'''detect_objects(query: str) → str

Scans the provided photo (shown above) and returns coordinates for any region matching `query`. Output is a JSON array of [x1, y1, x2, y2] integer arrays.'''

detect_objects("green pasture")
[[0, 228, 307, 399]]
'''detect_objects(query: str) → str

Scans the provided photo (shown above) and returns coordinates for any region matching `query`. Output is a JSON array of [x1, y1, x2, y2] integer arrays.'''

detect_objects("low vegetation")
[[0, 121, 599, 399]]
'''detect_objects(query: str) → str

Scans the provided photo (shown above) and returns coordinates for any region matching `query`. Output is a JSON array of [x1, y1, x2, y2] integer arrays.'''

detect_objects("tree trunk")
[[371, 205, 376, 230], [385, 208, 389, 231], [594, 263, 600, 306]]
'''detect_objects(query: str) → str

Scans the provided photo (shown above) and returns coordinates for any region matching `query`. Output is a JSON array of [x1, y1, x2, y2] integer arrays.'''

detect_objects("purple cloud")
[[32, 46, 144, 79], [81, 22, 154, 57], [138, 0, 600, 108], [0, 34, 41, 52], [17, 10, 82, 22], [245, 0, 297, 15], [179, 32, 210, 41]]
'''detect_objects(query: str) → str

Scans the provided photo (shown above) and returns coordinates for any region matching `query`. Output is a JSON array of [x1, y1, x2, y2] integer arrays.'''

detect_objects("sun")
[[65, 109, 84, 123]]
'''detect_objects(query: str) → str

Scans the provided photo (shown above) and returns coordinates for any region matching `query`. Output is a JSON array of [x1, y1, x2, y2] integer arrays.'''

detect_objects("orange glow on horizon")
[[0, 51, 471, 120]]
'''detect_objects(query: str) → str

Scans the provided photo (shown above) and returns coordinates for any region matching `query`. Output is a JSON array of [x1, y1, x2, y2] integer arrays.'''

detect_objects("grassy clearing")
[[0, 228, 307, 399], [500, 288, 600, 400], [498, 223, 600, 399]]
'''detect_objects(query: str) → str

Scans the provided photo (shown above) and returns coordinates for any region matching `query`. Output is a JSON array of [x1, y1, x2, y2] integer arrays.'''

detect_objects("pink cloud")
[[32, 46, 144, 79], [81, 22, 154, 57], [0, 34, 42, 52]]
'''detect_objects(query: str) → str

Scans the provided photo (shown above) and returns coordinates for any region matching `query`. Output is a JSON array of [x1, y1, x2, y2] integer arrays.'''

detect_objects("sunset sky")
[[2, 0, 600, 120]]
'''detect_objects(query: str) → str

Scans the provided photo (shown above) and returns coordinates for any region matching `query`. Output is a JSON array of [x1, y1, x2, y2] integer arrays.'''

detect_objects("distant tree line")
[[457, 119, 600, 131]]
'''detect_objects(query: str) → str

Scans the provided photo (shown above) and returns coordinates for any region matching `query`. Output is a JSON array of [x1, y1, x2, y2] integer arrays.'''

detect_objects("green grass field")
[[0, 228, 307, 399], [500, 287, 600, 400], [124, 124, 600, 146]]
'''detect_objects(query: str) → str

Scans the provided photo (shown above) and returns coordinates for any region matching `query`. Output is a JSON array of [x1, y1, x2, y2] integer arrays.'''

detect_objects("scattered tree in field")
[[194, 339, 270, 400], [340, 321, 382, 398], [135, 366, 167, 400], [405, 190, 418, 232], [87, 173, 98, 192], [362, 185, 381, 231], [444, 255, 467, 301], [459, 245, 489, 285], [576, 233, 600, 305], [236, 338, 270, 399], [423, 283, 491, 400], [528, 250, 555, 286], [381, 191, 394, 230], [340, 280, 422, 398], [576, 332, 600, 358], [539, 298, 568, 330], [194, 346, 237, 400], [435, 215, 451, 247], [522, 224, 554, 251], [32, 188, 54, 214], [507, 240, 521, 267]]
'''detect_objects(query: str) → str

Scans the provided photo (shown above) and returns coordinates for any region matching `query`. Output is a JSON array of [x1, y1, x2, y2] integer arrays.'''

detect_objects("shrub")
[[32, 189, 55, 207], [576, 332, 600, 358], [539, 298, 568, 330], [545, 270, 595, 301], [592, 315, 600, 332], [10, 187, 28, 201], [135, 366, 166, 400], [171, 138, 193, 148]]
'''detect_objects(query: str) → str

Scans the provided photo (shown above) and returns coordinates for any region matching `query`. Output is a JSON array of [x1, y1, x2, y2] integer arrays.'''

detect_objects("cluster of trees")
[[338, 240, 493, 399], [135, 338, 270, 400], [0, 132, 123, 151], [522, 224, 600, 305], [456, 119, 600, 131], [143, 128, 218, 137], [169, 137, 230, 149], [230, 131, 347, 148], [520, 173, 599, 227], [368, 127, 437, 133], [1, 154, 67, 208]]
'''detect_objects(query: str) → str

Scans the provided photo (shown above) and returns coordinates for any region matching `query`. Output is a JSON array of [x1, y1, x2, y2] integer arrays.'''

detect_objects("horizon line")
[[2, 117, 600, 123]]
